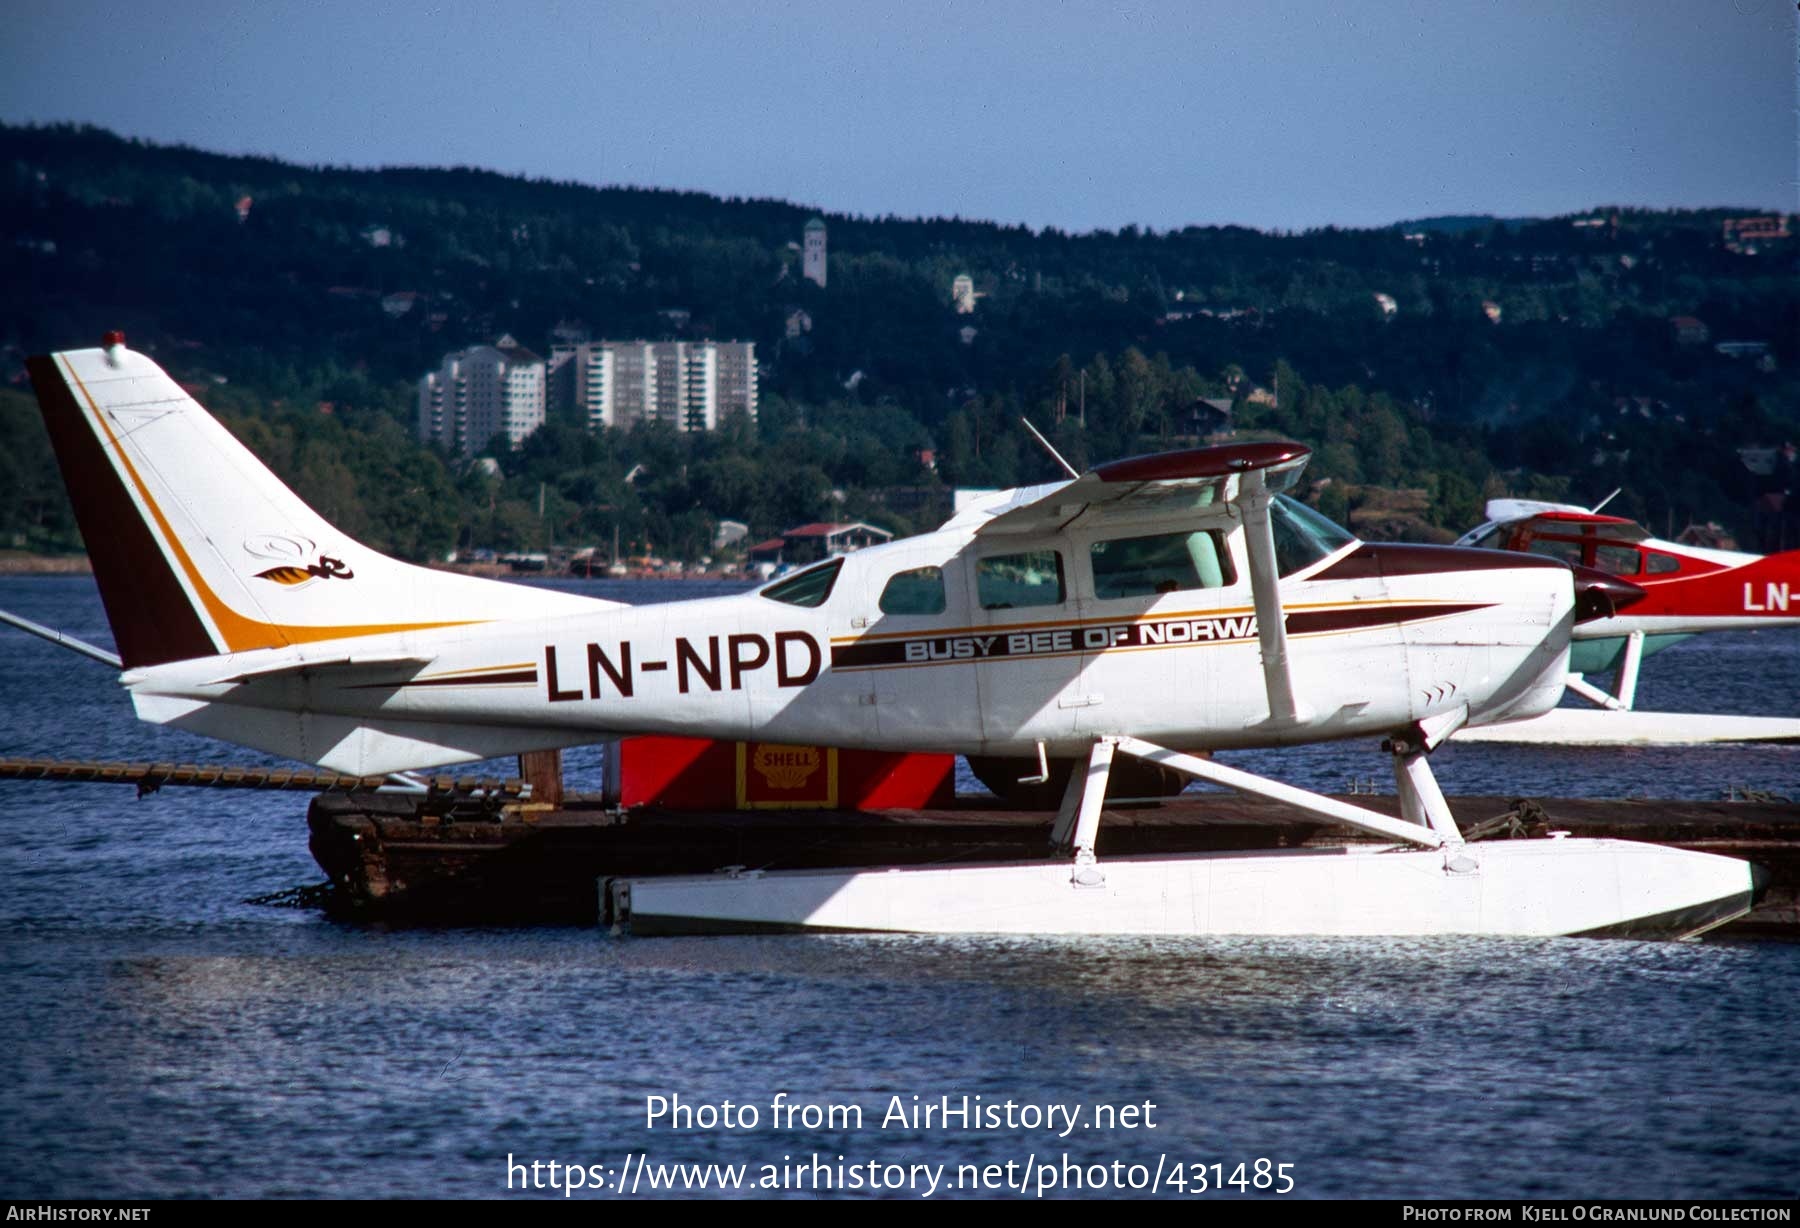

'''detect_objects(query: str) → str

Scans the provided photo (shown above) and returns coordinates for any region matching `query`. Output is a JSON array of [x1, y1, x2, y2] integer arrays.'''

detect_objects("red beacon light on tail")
[[101, 331, 126, 366]]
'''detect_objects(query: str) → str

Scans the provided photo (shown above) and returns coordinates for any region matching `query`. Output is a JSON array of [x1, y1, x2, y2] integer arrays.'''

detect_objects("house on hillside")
[[746, 521, 894, 569], [1181, 397, 1235, 439], [1669, 316, 1710, 347]]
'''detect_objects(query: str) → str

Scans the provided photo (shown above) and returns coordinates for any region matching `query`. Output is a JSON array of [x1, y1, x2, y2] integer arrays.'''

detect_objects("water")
[[2, 575, 1798, 1199]]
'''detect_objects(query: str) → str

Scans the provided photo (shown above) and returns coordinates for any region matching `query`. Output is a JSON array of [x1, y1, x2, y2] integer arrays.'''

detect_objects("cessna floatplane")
[[15, 337, 1764, 937], [1450, 499, 1800, 746]]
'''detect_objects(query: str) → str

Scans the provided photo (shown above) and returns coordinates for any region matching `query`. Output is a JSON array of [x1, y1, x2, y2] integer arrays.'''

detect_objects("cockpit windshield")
[[1269, 494, 1356, 576], [760, 559, 842, 608]]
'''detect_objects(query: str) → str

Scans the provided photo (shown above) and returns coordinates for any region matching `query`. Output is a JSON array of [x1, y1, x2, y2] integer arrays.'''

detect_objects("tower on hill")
[[802, 217, 827, 288]]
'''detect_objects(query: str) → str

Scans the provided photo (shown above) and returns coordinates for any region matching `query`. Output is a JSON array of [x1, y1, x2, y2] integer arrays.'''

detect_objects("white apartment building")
[[417, 335, 546, 455], [548, 340, 757, 433]]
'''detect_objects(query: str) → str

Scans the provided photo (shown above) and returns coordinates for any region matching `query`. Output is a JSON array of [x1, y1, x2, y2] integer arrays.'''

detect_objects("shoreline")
[[0, 553, 744, 581], [432, 560, 755, 581], [0, 552, 92, 575]]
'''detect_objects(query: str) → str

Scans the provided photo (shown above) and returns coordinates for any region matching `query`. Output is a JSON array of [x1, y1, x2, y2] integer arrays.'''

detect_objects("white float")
[[1453, 639, 1800, 746], [1454, 708, 1800, 746], [608, 733, 1765, 940], [611, 840, 1760, 939]]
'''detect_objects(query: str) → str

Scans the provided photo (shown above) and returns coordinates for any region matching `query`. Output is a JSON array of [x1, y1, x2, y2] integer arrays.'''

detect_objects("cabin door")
[[841, 551, 982, 752], [1071, 525, 1251, 743], [964, 544, 1092, 748]]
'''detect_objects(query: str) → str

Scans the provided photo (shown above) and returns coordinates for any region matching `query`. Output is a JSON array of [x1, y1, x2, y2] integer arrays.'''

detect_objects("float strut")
[[1386, 711, 1467, 842], [1109, 735, 1446, 849], [1613, 630, 1645, 710], [1051, 737, 1116, 886], [1565, 673, 1627, 712], [1389, 742, 1462, 841]]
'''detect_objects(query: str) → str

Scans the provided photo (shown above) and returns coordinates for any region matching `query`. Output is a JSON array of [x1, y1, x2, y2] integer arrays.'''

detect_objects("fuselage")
[[124, 499, 1578, 767], [1456, 511, 1800, 650]]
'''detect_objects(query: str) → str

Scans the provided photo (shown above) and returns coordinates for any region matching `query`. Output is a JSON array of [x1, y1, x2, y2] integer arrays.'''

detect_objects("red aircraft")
[[1454, 498, 1800, 739]]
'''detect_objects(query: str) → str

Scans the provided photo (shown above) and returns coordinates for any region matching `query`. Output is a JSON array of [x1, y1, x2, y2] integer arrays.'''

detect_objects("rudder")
[[28, 344, 220, 668]]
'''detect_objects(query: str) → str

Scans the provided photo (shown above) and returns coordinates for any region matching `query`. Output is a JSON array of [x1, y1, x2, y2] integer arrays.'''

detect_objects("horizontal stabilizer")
[[204, 653, 434, 687], [131, 693, 599, 776]]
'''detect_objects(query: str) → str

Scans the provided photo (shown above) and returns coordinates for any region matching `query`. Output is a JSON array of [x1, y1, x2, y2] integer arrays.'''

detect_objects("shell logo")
[[752, 744, 822, 790]]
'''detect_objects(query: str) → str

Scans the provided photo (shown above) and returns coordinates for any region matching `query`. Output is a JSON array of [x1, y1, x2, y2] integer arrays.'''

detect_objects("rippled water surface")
[[2, 576, 1797, 1199]]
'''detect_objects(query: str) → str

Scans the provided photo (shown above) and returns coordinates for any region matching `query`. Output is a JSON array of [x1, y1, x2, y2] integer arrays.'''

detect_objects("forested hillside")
[[3, 123, 1794, 561]]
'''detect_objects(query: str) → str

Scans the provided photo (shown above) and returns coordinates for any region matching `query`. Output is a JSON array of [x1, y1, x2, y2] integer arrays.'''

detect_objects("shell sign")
[[617, 737, 953, 811], [736, 742, 838, 808]]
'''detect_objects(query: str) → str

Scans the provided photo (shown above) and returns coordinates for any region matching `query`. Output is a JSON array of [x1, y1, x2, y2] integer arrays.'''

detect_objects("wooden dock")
[[307, 791, 1800, 936]]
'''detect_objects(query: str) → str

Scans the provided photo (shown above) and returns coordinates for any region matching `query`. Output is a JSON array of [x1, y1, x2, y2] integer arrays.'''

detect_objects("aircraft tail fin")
[[28, 336, 610, 670]]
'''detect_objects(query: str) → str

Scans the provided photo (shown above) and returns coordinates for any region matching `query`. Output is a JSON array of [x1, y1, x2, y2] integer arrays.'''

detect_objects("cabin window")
[[760, 559, 842, 608], [1269, 494, 1356, 577], [878, 566, 947, 615], [1594, 544, 1640, 576], [977, 550, 1065, 609], [1090, 530, 1236, 599], [1466, 526, 1506, 551], [1525, 537, 1583, 567], [1646, 552, 1681, 575]]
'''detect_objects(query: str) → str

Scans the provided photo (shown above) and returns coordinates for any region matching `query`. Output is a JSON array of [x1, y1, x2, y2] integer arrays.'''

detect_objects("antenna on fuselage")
[[1591, 488, 1622, 514], [1019, 417, 1080, 479]]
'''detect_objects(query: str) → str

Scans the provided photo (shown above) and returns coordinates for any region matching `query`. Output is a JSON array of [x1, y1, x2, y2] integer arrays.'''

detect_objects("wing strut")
[[1236, 471, 1309, 724]]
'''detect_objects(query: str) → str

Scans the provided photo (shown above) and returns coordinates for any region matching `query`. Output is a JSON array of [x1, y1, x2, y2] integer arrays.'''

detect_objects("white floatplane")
[[1451, 499, 1800, 746], [20, 337, 1765, 938]]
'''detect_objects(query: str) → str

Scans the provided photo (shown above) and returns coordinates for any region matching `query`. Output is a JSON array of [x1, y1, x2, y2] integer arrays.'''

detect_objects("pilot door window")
[[1090, 529, 1236, 599], [878, 566, 947, 616], [976, 551, 1065, 610]]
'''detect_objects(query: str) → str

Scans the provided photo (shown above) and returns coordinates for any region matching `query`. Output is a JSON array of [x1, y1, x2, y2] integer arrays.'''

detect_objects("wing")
[[1483, 499, 1650, 544], [1514, 511, 1650, 544], [970, 441, 1313, 538], [203, 653, 435, 687]]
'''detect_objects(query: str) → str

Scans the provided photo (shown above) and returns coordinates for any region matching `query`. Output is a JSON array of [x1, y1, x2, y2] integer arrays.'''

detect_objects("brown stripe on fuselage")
[[347, 668, 540, 690], [1284, 601, 1490, 635], [829, 601, 1493, 670], [386, 669, 539, 688], [27, 354, 219, 669]]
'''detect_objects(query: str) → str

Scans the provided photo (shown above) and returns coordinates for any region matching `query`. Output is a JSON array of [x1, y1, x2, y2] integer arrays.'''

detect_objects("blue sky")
[[2, 0, 1793, 232]]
